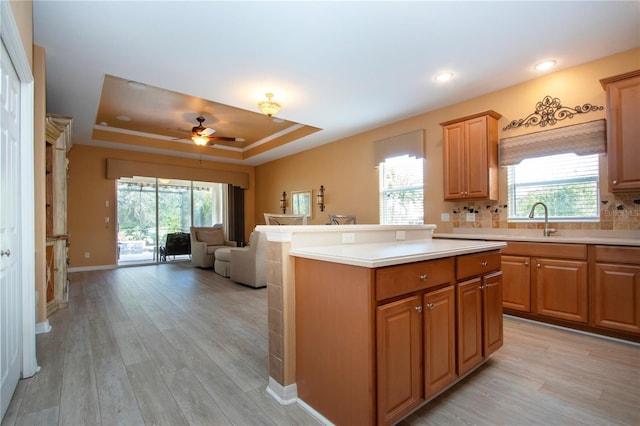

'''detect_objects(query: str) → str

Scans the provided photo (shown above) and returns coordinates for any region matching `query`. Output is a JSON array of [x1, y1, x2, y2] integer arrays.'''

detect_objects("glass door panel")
[[158, 179, 192, 262], [117, 177, 157, 265], [193, 181, 225, 227]]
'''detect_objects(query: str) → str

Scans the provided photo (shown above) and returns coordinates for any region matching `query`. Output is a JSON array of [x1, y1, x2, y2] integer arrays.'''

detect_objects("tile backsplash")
[[451, 192, 640, 232]]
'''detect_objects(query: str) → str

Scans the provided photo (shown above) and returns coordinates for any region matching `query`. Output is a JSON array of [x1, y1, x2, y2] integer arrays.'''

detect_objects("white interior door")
[[1, 38, 23, 420]]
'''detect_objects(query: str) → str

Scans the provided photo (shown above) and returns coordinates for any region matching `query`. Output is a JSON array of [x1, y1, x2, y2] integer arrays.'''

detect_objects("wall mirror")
[[292, 190, 313, 219]]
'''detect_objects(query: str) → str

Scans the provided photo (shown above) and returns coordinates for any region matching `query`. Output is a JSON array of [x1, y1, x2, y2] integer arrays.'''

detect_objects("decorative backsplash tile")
[[451, 192, 640, 231]]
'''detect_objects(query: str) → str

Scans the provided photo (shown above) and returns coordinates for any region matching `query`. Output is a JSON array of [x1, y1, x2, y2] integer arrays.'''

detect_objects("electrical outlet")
[[84, 252, 90, 259], [466, 213, 476, 222], [395, 230, 405, 240], [441, 213, 450, 222], [341, 233, 355, 244]]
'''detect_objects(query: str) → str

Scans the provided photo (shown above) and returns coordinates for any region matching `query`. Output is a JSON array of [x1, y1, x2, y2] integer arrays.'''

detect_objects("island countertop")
[[289, 238, 506, 268]]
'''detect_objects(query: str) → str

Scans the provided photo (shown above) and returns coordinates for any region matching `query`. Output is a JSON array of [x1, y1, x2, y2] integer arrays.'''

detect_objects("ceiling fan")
[[189, 116, 245, 145]]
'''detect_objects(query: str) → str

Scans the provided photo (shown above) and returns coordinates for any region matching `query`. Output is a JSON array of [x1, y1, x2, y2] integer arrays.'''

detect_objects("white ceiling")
[[33, 1, 640, 166]]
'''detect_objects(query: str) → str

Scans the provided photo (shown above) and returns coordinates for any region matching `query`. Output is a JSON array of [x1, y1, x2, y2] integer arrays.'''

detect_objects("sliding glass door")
[[117, 177, 158, 264], [117, 176, 227, 265]]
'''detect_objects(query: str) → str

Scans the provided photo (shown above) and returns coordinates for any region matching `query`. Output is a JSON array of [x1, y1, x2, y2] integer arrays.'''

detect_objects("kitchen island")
[[262, 225, 505, 426]]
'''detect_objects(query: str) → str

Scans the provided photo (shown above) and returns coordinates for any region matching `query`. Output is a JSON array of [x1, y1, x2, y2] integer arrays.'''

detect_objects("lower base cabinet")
[[423, 286, 456, 398], [296, 250, 503, 426], [376, 295, 422, 424], [501, 242, 639, 342], [457, 271, 503, 376], [535, 258, 588, 323], [593, 245, 640, 334]]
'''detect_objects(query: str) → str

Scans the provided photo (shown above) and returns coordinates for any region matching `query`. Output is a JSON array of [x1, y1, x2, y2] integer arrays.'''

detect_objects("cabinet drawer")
[[594, 245, 640, 265], [501, 242, 587, 259], [456, 251, 501, 280], [376, 257, 454, 301]]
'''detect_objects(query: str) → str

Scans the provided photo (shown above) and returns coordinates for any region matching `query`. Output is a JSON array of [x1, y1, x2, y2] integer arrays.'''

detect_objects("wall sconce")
[[280, 191, 287, 214], [317, 185, 325, 212]]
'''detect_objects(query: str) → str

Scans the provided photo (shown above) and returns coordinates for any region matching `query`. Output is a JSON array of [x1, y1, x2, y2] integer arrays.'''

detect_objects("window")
[[379, 155, 424, 224], [507, 153, 600, 220]]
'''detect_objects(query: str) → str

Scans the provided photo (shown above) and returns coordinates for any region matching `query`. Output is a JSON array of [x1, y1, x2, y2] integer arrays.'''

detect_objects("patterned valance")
[[373, 129, 424, 166], [499, 119, 606, 166]]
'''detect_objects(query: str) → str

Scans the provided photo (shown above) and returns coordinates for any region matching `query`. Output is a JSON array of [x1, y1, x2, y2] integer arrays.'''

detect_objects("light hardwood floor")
[[2, 263, 639, 426]]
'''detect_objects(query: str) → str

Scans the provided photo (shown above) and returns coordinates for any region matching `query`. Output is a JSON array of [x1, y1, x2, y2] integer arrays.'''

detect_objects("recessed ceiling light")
[[435, 72, 454, 82], [116, 115, 131, 121], [534, 60, 556, 72], [127, 80, 147, 90]]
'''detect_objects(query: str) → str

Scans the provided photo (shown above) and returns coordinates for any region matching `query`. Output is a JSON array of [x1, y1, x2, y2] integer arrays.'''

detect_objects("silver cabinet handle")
[[479, 285, 485, 290], [524, 261, 529, 266], [537, 263, 541, 268], [419, 274, 428, 281], [613, 180, 618, 185], [481, 261, 488, 267], [485, 283, 492, 288], [426, 303, 434, 310], [0, 249, 10, 257], [415, 306, 423, 313]]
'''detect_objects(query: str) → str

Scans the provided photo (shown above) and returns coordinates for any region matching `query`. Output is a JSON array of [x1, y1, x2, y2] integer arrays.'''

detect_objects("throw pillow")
[[196, 228, 224, 245]]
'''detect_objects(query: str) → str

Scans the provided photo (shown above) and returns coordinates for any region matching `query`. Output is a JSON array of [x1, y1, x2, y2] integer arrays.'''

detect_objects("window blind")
[[373, 130, 424, 167], [499, 119, 606, 166], [507, 153, 599, 219], [379, 155, 424, 224]]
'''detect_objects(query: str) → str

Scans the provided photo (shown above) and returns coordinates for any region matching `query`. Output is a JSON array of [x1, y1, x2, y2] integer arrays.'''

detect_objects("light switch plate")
[[441, 213, 450, 222], [395, 231, 406, 240]]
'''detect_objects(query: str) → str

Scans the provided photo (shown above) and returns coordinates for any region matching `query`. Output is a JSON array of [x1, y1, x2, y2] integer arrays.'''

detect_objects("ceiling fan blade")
[[207, 135, 244, 142]]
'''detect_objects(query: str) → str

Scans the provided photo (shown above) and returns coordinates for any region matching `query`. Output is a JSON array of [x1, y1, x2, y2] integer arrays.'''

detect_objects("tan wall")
[[256, 48, 640, 233], [9, 0, 33, 68], [67, 145, 256, 268], [34, 45, 47, 323]]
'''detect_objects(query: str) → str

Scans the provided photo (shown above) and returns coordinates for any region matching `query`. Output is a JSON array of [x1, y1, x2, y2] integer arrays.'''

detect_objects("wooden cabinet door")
[[534, 258, 588, 323], [483, 272, 504, 356], [464, 116, 489, 199], [456, 277, 483, 376], [604, 73, 640, 192], [423, 286, 456, 398], [443, 122, 466, 200], [376, 295, 422, 425], [594, 263, 640, 334], [501, 255, 531, 312]]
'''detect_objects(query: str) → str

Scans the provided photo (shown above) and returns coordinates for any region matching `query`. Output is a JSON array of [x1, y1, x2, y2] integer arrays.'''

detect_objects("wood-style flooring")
[[2, 262, 639, 426]]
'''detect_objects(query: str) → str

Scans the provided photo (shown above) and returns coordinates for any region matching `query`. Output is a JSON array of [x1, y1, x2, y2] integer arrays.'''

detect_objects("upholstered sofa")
[[190, 225, 236, 268], [229, 230, 267, 288]]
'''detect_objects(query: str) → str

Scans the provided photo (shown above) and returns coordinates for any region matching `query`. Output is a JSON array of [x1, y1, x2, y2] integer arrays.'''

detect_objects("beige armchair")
[[190, 225, 236, 268], [229, 230, 267, 288]]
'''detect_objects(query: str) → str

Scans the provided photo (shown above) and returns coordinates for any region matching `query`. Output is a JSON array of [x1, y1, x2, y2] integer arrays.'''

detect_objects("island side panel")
[[295, 257, 377, 425]]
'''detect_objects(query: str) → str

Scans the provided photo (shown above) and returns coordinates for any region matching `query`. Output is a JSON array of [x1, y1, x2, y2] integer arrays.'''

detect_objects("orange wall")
[[256, 48, 640, 232], [67, 145, 255, 268]]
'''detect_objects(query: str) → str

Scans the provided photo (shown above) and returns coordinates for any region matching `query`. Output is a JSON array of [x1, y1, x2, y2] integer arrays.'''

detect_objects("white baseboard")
[[296, 398, 334, 426], [266, 377, 297, 405], [68, 264, 117, 273], [35, 320, 51, 334], [265, 378, 333, 425]]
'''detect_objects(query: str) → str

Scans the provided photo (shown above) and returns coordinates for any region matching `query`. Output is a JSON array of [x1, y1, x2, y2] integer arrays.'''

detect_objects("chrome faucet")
[[528, 202, 557, 237]]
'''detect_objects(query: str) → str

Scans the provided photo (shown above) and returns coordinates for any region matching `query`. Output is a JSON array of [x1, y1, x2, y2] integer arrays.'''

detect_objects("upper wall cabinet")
[[600, 70, 640, 193], [441, 111, 501, 201]]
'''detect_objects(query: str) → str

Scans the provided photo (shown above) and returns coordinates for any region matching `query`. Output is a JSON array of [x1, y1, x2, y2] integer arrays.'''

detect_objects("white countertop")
[[289, 239, 506, 268], [433, 232, 640, 246]]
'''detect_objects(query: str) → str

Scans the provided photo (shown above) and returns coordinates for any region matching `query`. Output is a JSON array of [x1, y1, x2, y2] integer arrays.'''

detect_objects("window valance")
[[106, 158, 249, 188], [373, 129, 424, 166], [499, 119, 606, 166]]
